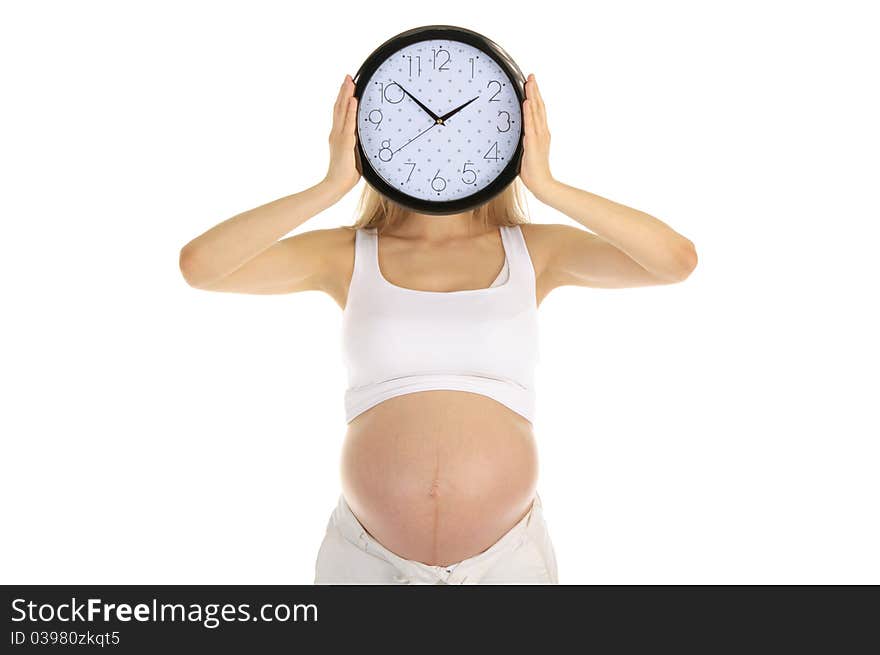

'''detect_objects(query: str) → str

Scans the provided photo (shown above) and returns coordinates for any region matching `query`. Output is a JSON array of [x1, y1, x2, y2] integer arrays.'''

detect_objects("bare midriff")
[[340, 390, 539, 567]]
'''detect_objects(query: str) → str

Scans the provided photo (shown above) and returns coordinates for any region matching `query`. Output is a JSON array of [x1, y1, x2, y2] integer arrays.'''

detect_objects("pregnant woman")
[[179, 74, 698, 584]]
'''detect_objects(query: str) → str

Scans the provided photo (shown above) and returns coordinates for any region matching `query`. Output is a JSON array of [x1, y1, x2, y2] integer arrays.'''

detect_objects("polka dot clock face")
[[354, 27, 525, 214]]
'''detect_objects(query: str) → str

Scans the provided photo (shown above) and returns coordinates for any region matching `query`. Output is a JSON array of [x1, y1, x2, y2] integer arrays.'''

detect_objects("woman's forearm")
[[534, 179, 697, 280], [179, 178, 347, 287]]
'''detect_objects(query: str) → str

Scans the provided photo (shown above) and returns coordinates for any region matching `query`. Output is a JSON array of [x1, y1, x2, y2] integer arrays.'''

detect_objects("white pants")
[[314, 491, 559, 584]]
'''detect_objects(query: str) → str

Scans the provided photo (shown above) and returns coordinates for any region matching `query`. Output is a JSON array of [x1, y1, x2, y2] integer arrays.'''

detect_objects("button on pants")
[[314, 491, 559, 584]]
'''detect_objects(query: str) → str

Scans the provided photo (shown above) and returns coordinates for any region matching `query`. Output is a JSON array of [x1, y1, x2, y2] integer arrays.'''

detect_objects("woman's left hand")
[[520, 73, 557, 201]]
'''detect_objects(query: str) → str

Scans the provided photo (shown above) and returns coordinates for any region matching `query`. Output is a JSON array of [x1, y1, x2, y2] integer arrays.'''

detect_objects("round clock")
[[353, 25, 526, 215]]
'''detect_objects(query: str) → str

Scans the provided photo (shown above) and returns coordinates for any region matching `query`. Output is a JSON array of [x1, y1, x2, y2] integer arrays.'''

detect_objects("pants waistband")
[[330, 492, 545, 584]]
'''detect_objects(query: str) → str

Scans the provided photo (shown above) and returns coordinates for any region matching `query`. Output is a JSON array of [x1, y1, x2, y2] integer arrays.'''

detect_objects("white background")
[[1, 1, 877, 584]]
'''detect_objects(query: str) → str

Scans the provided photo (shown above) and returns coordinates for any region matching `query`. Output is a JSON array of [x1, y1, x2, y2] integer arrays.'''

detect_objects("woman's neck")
[[392, 210, 490, 241]]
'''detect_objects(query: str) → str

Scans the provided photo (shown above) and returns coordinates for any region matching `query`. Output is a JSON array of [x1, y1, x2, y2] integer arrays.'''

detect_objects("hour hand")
[[394, 81, 441, 123], [438, 96, 480, 123]]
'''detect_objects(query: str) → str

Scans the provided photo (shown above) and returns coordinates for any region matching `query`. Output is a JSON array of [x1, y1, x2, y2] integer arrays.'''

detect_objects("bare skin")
[[179, 73, 698, 566]]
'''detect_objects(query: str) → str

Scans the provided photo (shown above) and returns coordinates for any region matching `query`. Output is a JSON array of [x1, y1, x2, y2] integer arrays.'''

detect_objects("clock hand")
[[392, 121, 438, 154], [394, 82, 442, 123], [438, 95, 480, 123]]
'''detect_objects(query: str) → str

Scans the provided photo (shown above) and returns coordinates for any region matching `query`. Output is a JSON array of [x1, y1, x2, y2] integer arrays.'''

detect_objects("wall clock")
[[353, 25, 526, 215]]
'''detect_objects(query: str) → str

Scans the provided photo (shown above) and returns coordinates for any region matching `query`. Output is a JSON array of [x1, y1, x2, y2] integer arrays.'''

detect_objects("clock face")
[[355, 36, 523, 210]]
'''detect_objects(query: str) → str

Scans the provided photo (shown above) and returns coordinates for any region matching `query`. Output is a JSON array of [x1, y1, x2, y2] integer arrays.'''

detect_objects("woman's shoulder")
[[280, 226, 357, 309], [286, 225, 357, 263], [519, 221, 587, 250], [320, 223, 358, 266], [516, 222, 564, 279]]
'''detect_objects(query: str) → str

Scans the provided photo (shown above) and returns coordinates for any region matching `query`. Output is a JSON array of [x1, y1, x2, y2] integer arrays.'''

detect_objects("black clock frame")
[[353, 25, 526, 216]]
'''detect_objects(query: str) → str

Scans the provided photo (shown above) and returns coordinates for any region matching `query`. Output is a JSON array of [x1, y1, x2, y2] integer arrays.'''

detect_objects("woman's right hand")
[[323, 74, 360, 196]]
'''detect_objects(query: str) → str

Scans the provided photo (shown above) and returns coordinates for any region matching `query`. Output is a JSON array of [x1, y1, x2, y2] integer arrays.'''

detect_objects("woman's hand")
[[322, 74, 360, 196], [520, 73, 558, 202]]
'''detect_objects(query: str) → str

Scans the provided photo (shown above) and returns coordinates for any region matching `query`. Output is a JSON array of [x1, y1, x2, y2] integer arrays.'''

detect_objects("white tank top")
[[341, 224, 539, 424]]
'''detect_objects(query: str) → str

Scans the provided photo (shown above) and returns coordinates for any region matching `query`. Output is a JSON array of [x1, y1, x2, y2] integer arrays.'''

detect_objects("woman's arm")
[[179, 75, 360, 290], [179, 182, 348, 291], [520, 74, 698, 288]]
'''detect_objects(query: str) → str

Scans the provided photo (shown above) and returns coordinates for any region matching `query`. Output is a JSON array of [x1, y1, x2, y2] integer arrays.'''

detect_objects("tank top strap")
[[348, 227, 380, 298], [354, 227, 374, 268], [500, 224, 537, 290]]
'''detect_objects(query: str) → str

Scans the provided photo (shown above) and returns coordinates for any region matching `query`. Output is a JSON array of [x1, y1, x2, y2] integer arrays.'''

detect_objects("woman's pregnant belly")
[[340, 390, 539, 567]]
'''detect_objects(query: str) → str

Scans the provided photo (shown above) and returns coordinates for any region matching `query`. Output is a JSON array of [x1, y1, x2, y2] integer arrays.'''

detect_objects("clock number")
[[404, 162, 416, 183], [432, 48, 451, 71], [378, 139, 393, 162], [368, 109, 383, 130], [406, 55, 422, 77], [430, 169, 447, 193], [377, 81, 404, 104], [487, 80, 502, 102], [468, 57, 474, 79], [461, 162, 477, 185], [496, 110, 511, 133], [483, 142, 500, 161]]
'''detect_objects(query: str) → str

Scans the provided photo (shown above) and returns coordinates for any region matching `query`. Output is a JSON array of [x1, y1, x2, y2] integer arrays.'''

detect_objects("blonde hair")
[[343, 178, 531, 233]]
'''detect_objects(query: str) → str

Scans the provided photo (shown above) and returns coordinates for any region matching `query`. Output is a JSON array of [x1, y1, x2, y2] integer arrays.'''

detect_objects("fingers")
[[342, 94, 358, 137], [531, 74, 547, 125], [524, 73, 548, 134], [523, 97, 535, 139], [332, 74, 354, 134], [332, 77, 347, 130]]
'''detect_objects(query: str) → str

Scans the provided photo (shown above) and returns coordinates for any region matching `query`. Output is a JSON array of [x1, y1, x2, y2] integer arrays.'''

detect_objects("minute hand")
[[394, 82, 441, 122], [438, 96, 480, 123]]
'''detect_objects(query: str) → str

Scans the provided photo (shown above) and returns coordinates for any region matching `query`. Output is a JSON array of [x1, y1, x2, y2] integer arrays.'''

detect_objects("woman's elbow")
[[179, 245, 208, 288], [670, 238, 698, 281]]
